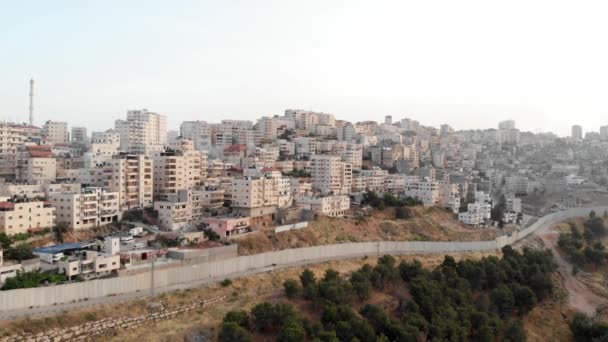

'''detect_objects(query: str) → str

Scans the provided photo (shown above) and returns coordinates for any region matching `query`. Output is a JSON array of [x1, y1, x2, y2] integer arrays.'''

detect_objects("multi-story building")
[[71, 127, 88, 145], [294, 137, 316, 158], [42, 120, 69, 144], [105, 154, 153, 211], [571, 125, 583, 140], [153, 146, 207, 197], [458, 202, 492, 226], [180, 120, 212, 151], [0, 123, 41, 179], [154, 186, 225, 230], [49, 187, 121, 230], [296, 194, 350, 217], [340, 148, 362, 170], [230, 168, 292, 213], [115, 109, 167, 155], [0, 199, 55, 235], [309, 155, 352, 195], [403, 180, 441, 206], [15, 145, 56, 182]]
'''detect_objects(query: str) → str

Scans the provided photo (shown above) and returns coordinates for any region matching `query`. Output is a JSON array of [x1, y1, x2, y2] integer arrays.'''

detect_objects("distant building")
[[115, 109, 167, 155], [42, 120, 69, 144], [571, 125, 583, 140]]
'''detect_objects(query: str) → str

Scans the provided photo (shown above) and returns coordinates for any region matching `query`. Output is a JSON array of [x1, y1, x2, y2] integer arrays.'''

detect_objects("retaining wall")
[[0, 206, 605, 312]]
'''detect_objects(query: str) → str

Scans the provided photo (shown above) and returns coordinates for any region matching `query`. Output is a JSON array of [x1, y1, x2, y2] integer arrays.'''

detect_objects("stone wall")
[[0, 296, 225, 342]]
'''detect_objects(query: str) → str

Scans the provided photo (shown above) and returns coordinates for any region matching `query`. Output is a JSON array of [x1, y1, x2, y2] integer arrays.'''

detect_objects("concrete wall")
[[274, 221, 309, 233], [0, 206, 605, 312]]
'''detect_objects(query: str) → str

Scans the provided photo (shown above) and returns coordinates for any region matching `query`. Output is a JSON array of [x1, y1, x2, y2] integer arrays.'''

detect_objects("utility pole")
[[150, 255, 155, 297]]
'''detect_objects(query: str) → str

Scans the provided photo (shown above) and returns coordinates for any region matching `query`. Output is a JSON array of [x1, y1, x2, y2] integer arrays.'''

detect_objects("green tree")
[[283, 279, 299, 298], [491, 284, 514, 317], [6, 243, 35, 262], [512, 285, 537, 313], [277, 318, 306, 342], [223, 310, 250, 328], [218, 322, 251, 342], [251, 302, 277, 332], [504, 320, 526, 342]]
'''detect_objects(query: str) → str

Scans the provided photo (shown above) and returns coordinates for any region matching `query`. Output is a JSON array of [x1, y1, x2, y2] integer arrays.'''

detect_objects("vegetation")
[[1, 270, 67, 290], [558, 216, 608, 269], [283, 169, 311, 178], [362, 191, 422, 211], [54, 222, 71, 243], [221, 279, 233, 287], [570, 313, 608, 341], [218, 246, 555, 341], [203, 228, 221, 241], [4, 243, 35, 262]]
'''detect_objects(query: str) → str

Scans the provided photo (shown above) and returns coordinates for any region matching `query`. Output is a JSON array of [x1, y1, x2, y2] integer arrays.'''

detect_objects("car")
[[133, 242, 146, 249], [120, 235, 134, 243]]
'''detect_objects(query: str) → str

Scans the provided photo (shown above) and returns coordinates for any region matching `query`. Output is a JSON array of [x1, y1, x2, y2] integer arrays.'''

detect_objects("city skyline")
[[3, 1, 608, 136]]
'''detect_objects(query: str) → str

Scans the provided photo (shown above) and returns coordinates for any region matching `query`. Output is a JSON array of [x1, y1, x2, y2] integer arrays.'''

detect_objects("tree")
[[277, 319, 306, 342], [54, 222, 70, 243], [224, 310, 250, 328], [0, 233, 12, 249], [590, 210, 597, 219], [395, 207, 410, 219], [251, 302, 277, 332], [219, 322, 251, 342], [512, 285, 537, 313], [504, 320, 526, 342], [300, 269, 316, 288], [283, 279, 299, 298], [491, 284, 514, 317], [6, 243, 35, 262]]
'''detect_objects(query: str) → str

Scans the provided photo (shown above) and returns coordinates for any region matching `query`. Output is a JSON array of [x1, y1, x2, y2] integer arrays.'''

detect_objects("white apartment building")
[[296, 195, 350, 217], [15, 145, 57, 183], [50, 187, 121, 230], [309, 155, 352, 195], [458, 202, 492, 226], [180, 120, 212, 151], [105, 154, 153, 211], [71, 127, 88, 145], [340, 149, 362, 170], [0, 200, 55, 235], [404, 180, 441, 206], [0, 123, 41, 180], [155, 187, 225, 230], [506, 196, 522, 213], [42, 120, 69, 144], [360, 168, 388, 192], [294, 137, 316, 158], [231, 168, 292, 210], [87, 130, 121, 166], [153, 147, 207, 197], [115, 109, 167, 155]]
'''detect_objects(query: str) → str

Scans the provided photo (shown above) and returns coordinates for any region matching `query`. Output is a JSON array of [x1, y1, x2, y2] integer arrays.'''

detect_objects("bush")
[[219, 322, 251, 342], [283, 279, 299, 298], [221, 279, 232, 287]]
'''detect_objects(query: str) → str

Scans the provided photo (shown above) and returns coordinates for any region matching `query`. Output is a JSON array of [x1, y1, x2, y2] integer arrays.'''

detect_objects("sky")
[[2, 0, 608, 136]]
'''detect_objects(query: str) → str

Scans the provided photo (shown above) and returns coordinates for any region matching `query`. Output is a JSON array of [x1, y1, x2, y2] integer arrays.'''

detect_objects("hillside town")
[[0, 109, 605, 287]]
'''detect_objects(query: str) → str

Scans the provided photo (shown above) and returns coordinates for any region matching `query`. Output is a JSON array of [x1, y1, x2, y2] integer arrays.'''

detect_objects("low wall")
[[274, 221, 309, 233], [0, 206, 605, 312]]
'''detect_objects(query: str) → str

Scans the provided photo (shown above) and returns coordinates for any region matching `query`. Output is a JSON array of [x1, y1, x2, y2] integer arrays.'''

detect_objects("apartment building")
[[0, 200, 55, 235], [115, 109, 167, 155], [230, 168, 292, 212], [309, 155, 352, 195], [458, 202, 492, 226], [340, 148, 362, 170], [0, 123, 42, 179], [403, 180, 441, 206], [50, 187, 121, 230], [360, 168, 388, 193], [200, 216, 250, 239], [294, 137, 316, 158], [87, 130, 121, 164], [296, 195, 350, 217], [15, 145, 56, 182], [154, 187, 225, 230], [71, 127, 88, 145], [180, 120, 212, 150], [42, 120, 69, 144], [105, 154, 153, 211], [153, 147, 207, 197], [57, 249, 120, 279]]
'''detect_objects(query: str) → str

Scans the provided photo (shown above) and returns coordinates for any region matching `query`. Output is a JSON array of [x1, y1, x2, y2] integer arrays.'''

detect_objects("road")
[[534, 218, 608, 316]]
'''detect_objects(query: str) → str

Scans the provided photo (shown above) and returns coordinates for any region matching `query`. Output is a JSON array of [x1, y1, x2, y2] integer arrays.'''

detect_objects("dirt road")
[[538, 227, 608, 315]]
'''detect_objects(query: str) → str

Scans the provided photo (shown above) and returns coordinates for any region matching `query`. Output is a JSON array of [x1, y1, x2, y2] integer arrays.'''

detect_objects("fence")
[[0, 206, 605, 312]]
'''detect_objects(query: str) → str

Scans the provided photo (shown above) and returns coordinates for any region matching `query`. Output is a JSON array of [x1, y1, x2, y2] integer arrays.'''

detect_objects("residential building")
[[155, 187, 225, 231], [309, 155, 352, 195], [296, 195, 350, 217], [0, 200, 55, 235], [115, 109, 167, 155], [42, 120, 69, 144], [15, 145, 56, 182], [105, 154, 153, 211], [49, 187, 121, 230], [71, 127, 88, 145]]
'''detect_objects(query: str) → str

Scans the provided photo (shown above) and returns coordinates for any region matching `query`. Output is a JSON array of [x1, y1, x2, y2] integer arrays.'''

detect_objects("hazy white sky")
[[2, 0, 608, 136]]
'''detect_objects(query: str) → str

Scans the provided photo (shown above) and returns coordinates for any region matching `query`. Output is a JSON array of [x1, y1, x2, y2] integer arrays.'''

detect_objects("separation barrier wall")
[[1, 206, 606, 312]]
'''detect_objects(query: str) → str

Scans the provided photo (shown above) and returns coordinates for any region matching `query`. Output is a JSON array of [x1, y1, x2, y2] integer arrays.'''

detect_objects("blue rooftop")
[[33, 242, 94, 254]]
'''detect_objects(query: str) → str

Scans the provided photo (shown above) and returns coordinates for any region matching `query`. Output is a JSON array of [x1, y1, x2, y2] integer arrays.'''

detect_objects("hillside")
[[236, 207, 499, 255]]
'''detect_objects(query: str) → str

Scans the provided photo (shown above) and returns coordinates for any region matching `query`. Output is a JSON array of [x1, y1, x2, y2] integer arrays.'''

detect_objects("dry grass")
[[236, 207, 498, 255], [524, 274, 574, 342]]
